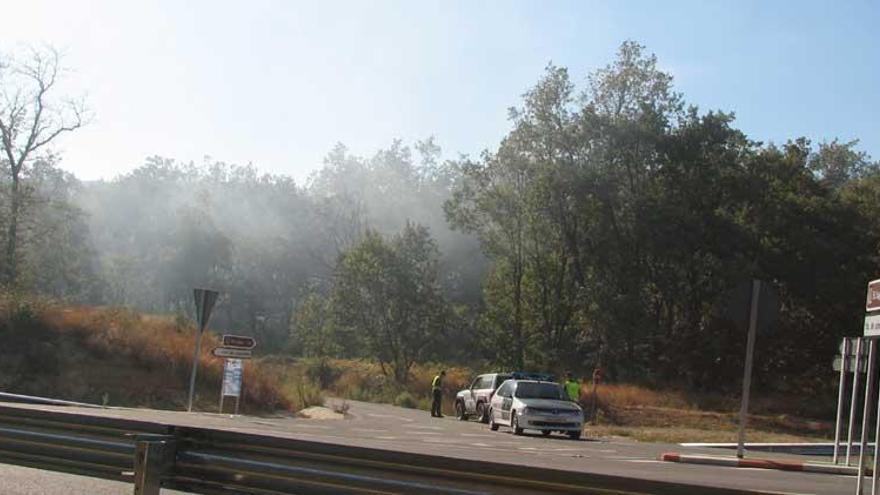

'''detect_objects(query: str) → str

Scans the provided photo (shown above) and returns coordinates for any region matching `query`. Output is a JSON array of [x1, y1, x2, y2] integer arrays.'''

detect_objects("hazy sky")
[[4, 0, 878, 182]]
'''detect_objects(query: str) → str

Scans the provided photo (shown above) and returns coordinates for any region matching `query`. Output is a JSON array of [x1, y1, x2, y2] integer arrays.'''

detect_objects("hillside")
[[0, 294, 291, 413]]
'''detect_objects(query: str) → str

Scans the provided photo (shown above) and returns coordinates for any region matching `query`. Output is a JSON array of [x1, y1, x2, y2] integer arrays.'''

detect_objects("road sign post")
[[187, 288, 219, 413], [834, 337, 850, 464], [219, 358, 243, 415], [856, 340, 877, 494], [847, 337, 865, 466], [736, 280, 761, 459]]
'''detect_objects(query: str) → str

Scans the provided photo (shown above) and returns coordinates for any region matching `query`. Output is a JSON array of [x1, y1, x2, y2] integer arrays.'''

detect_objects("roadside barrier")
[[0, 402, 789, 494]]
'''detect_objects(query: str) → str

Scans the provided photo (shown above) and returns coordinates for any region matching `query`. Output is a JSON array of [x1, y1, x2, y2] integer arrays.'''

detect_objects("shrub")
[[304, 358, 340, 389], [394, 391, 418, 409]]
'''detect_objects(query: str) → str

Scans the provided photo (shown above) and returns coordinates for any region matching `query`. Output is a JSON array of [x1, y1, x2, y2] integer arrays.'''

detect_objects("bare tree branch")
[[0, 45, 89, 285]]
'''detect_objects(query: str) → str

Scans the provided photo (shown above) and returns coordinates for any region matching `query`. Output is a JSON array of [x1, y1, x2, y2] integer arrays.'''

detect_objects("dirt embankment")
[[0, 294, 291, 413]]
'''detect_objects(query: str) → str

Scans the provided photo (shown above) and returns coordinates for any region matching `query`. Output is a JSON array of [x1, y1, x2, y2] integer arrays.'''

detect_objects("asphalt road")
[[0, 399, 858, 494]]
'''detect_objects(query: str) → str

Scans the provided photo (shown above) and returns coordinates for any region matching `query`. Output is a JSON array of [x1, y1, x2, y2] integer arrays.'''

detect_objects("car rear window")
[[514, 382, 564, 400], [493, 375, 511, 388]]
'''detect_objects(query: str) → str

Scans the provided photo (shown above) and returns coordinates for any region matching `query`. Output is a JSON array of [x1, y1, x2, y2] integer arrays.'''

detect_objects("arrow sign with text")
[[867, 279, 880, 312], [212, 347, 253, 359], [222, 335, 256, 349]]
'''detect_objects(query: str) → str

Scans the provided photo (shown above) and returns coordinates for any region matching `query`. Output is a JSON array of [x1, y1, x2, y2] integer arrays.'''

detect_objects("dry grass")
[[582, 383, 692, 410], [579, 383, 833, 443], [263, 358, 470, 414], [0, 293, 292, 413]]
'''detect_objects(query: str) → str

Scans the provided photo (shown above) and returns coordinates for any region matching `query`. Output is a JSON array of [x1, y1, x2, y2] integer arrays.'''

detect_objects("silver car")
[[454, 373, 511, 423], [488, 380, 583, 439]]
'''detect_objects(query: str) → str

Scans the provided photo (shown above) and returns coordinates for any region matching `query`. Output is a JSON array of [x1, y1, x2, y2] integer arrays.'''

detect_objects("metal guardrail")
[[0, 403, 780, 495]]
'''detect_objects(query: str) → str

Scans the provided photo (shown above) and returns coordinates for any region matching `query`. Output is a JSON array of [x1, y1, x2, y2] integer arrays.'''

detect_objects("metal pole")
[[133, 437, 176, 495], [857, 340, 876, 495], [850, 338, 865, 465], [186, 330, 204, 413], [219, 394, 225, 415], [235, 365, 243, 416], [872, 364, 880, 495], [737, 280, 761, 459], [836, 338, 851, 464]]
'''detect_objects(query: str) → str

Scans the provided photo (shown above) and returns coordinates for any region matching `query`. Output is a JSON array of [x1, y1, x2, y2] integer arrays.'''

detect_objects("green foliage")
[[333, 223, 450, 383], [393, 391, 418, 409], [302, 358, 341, 389], [446, 40, 880, 390]]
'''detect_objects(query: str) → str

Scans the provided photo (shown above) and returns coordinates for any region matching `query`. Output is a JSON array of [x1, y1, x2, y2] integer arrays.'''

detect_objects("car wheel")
[[512, 413, 523, 435], [476, 402, 488, 424], [567, 430, 582, 440], [455, 401, 468, 421], [541, 430, 551, 436], [489, 409, 499, 431]]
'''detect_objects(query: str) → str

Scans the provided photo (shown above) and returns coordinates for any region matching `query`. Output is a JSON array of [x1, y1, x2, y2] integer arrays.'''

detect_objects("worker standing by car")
[[564, 371, 580, 403], [431, 370, 446, 417]]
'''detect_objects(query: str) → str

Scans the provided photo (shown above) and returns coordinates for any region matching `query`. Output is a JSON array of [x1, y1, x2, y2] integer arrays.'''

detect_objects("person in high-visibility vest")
[[564, 371, 580, 403], [431, 370, 446, 417]]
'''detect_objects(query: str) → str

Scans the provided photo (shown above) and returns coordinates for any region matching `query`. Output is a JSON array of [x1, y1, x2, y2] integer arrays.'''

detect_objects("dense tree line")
[[446, 42, 879, 391], [2, 42, 878, 392]]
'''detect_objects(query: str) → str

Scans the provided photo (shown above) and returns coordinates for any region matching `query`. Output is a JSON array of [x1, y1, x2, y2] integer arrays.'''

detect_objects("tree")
[[0, 46, 87, 286], [333, 223, 448, 383]]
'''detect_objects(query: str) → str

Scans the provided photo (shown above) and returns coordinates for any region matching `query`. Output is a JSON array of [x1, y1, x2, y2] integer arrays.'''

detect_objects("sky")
[[2, 0, 878, 183]]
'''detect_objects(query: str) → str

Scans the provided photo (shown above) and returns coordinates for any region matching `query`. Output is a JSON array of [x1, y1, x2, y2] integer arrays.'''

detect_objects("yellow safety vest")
[[565, 380, 580, 401], [432, 375, 442, 391]]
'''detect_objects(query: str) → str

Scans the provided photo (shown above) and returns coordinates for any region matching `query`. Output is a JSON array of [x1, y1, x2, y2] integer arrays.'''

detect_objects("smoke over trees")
[[3, 41, 879, 389]]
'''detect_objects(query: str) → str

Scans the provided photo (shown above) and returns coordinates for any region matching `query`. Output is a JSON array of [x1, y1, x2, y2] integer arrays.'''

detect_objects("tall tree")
[[0, 47, 87, 286], [333, 223, 448, 383]]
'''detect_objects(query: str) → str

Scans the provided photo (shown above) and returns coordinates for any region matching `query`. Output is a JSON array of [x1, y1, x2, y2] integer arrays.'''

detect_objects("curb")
[[660, 452, 867, 476]]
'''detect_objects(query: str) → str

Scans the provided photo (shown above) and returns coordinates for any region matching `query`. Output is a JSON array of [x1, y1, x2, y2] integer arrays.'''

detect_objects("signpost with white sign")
[[856, 279, 880, 495], [219, 359, 243, 415], [212, 334, 257, 416], [212, 347, 253, 359], [187, 288, 219, 413], [222, 335, 256, 349]]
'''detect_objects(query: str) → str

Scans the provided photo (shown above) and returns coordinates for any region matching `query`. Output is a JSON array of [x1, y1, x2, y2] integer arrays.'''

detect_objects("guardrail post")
[[133, 436, 176, 495]]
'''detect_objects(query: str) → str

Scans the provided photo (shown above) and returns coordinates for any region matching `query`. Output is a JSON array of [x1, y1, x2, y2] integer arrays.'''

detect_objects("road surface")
[[0, 399, 857, 494]]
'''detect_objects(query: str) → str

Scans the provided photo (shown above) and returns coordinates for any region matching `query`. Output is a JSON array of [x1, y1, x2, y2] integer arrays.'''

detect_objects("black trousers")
[[431, 389, 442, 416]]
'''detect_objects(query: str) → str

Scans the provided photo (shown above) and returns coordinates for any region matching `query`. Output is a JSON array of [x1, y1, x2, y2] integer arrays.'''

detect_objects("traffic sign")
[[867, 279, 880, 312], [212, 347, 253, 359], [194, 289, 219, 333], [222, 359, 243, 397], [865, 314, 880, 337], [222, 335, 256, 349], [188, 288, 220, 413]]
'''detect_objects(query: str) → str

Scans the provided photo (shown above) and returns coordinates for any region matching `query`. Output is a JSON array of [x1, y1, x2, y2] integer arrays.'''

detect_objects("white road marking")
[[470, 443, 491, 447], [375, 436, 398, 440]]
